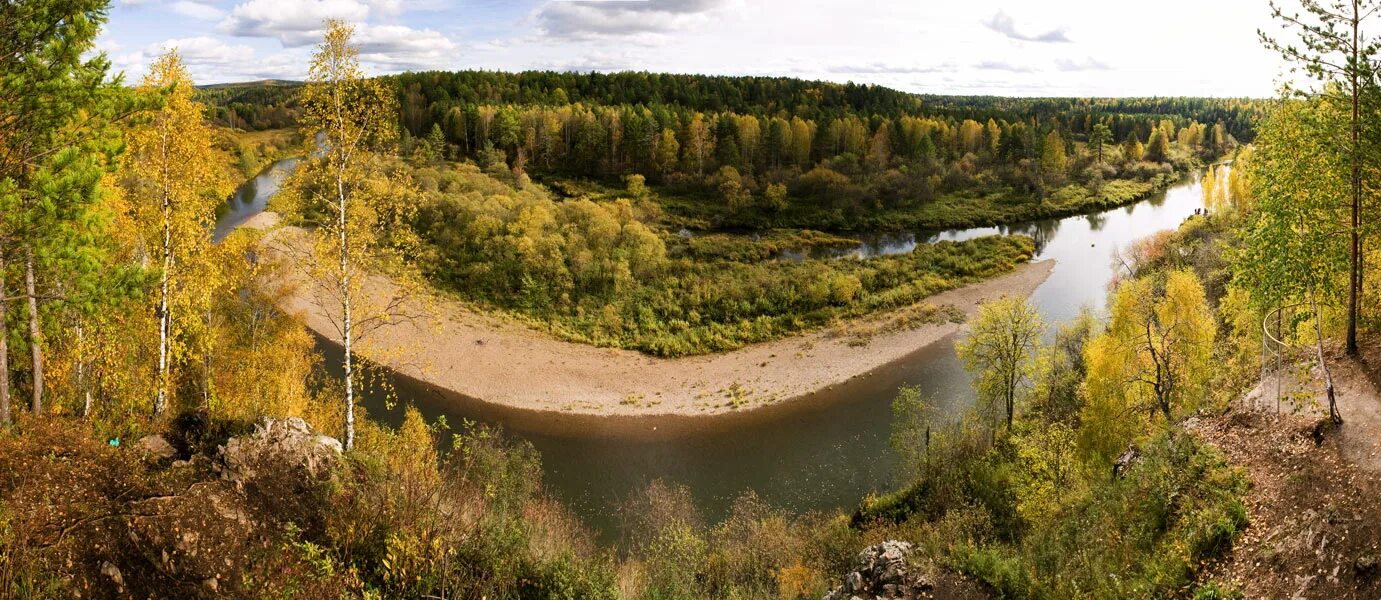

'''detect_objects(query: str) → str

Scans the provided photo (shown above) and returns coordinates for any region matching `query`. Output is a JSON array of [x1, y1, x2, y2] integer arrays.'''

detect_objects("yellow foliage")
[[1080, 271, 1216, 462], [775, 562, 826, 599]]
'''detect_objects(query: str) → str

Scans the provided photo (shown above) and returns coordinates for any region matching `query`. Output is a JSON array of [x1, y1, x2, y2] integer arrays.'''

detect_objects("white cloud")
[[355, 23, 457, 70], [105, 0, 1294, 95], [170, 1, 224, 20], [982, 10, 1070, 43], [109, 36, 307, 84], [158, 36, 256, 67], [974, 60, 1038, 73], [1055, 57, 1110, 72], [827, 62, 954, 75], [220, 0, 371, 46], [215, 0, 457, 70], [535, 0, 731, 39]]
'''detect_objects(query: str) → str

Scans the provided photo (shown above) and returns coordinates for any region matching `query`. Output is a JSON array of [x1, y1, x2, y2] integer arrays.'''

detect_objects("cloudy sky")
[[100, 0, 1298, 97]]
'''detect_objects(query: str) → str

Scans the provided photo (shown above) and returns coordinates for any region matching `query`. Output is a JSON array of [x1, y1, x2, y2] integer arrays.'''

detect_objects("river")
[[219, 160, 1226, 539]]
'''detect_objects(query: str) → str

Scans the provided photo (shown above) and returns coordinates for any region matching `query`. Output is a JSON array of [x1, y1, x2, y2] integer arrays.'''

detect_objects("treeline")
[[386, 71, 1261, 139], [195, 83, 300, 130], [919, 95, 1262, 143], [386, 72, 1253, 180], [392, 70, 924, 119], [196, 71, 1257, 179], [401, 100, 1232, 183]]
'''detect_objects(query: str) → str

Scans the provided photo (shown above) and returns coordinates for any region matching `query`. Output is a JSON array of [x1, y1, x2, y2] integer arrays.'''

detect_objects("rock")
[[136, 434, 177, 460], [1113, 444, 1141, 479], [100, 561, 124, 590], [315, 434, 344, 455], [846, 571, 864, 592], [824, 541, 924, 600], [220, 417, 341, 485]]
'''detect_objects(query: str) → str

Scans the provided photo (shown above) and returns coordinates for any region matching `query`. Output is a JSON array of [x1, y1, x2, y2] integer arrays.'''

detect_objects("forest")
[[3, 0, 1381, 599], [204, 72, 1257, 231]]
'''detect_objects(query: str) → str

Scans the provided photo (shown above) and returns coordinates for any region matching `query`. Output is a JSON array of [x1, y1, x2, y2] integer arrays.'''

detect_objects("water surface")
[[212, 158, 300, 242]]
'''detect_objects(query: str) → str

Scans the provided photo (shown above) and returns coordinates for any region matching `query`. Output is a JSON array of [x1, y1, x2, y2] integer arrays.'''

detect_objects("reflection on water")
[[221, 161, 1225, 541], [787, 180, 1206, 262], [211, 158, 300, 242]]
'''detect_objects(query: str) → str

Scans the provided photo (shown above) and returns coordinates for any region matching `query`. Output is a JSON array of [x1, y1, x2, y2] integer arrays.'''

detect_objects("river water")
[[212, 158, 300, 243], [219, 161, 1226, 538]]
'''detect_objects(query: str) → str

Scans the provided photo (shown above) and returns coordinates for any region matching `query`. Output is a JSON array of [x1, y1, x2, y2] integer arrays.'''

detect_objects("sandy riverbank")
[[247, 213, 1054, 417]]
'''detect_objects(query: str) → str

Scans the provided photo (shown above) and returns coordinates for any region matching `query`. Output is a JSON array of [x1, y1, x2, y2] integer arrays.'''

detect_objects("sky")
[[98, 0, 1301, 97]]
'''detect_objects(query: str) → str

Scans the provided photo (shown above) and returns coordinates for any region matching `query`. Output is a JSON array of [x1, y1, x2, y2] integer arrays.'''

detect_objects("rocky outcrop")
[[824, 541, 933, 600], [219, 416, 341, 485], [117, 418, 345, 595]]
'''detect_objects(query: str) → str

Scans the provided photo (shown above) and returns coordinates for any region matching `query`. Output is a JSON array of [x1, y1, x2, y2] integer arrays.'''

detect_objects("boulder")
[[824, 541, 933, 600], [136, 434, 178, 460], [220, 417, 341, 485], [100, 561, 125, 591]]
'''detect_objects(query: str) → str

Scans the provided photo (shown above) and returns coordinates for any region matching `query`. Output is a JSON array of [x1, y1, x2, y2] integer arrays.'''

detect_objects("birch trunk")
[[155, 135, 172, 416], [339, 166, 354, 451], [77, 321, 90, 417], [1312, 291, 1344, 425], [24, 247, 42, 414]]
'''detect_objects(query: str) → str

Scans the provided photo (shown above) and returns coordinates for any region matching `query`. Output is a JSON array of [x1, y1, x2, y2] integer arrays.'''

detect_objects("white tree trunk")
[[339, 167, 354, 452], [155, 194, 172, 416], [202, 305, 212, 413], [24, 247, 42, 414]]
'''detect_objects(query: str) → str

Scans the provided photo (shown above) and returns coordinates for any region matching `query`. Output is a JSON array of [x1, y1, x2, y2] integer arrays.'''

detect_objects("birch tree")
[[1237, 98, 1350, 424], [285, 21, 412, 451], [957, 295, 1044, 435], [124, 50, 225, 416], [1081, 271, 1216, 461]]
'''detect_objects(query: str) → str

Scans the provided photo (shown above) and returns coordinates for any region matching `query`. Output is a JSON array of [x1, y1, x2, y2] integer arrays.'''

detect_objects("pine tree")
[[0, 0, 120, 419], [1262, 0, 1381, 355], [1088, 123, 1112, 165]]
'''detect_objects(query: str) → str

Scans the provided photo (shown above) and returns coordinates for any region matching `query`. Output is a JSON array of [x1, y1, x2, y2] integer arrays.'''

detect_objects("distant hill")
[[195, 81, 302, 130]]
